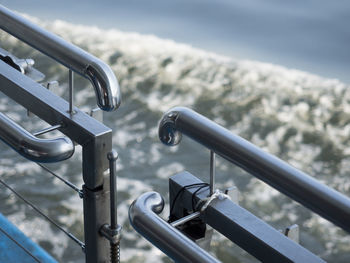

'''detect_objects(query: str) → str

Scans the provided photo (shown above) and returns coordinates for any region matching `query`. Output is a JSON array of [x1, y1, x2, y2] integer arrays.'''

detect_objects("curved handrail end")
[[85, 63, 121, 111], [129, 191, 220, 263], [0, 112, 74, 163], [158, 107, 187, 146]]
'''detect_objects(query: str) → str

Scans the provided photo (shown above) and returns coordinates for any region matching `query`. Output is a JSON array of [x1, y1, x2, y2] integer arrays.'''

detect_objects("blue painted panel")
[[0, 213, 57, 263]]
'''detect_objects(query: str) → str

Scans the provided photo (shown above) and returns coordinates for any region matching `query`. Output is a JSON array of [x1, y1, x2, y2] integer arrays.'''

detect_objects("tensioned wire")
[[0, 225, 41, 262], [0, 178, 85, 251]]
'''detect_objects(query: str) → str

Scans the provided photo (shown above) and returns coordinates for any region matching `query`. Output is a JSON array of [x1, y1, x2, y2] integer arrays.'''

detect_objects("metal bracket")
[[0, 47, 45, 82], [99, 224, 122, 245], [284, 224, 299, 244], [45, 80, 59, 90], [89, 107, 103, 123], [169, 171, 325, 263]]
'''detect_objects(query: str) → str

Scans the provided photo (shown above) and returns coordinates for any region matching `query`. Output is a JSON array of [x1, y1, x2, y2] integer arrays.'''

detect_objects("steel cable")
[[0, 178, 85, 251], [0, 225, 41, 262]]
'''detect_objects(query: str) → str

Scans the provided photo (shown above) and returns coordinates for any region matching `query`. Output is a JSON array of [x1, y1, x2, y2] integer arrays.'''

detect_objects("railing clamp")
[[100, 224, 122, 245], [0, 47, 44, 82]]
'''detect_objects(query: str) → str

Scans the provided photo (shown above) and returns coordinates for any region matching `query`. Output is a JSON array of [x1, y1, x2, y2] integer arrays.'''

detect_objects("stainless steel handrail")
[[0, 5, 121, 111], [0, 57, 112, 261], [158, 107, 350, 233], [0, 112, 74, 162], [129, 191, 220, 263]]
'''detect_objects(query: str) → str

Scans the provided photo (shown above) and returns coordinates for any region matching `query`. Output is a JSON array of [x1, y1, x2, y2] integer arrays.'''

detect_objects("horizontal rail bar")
[[33, 124, 62, 136], [0, 112, 74, 162], [0, 5, 121, 111], [159, 107, 350, 233], [129, 191, 220, 263], [170, 211, 201, 227], [0, 59, 111, 188], [169, 172, 325, 263]]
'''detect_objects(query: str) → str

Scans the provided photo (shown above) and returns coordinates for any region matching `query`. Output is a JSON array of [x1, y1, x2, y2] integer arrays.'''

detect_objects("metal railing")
[[170, 171, 326, 263], [0, 4, 121, 112], [129, 191, 220, 263], [158, 107, 350, 233], [0, 6, 122, 262], [0, 57, 113, 262], [0, 112, 74, 162]]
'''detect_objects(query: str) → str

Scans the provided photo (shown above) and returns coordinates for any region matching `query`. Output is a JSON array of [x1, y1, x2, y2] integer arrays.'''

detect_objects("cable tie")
[[200, 189, 231, 212]]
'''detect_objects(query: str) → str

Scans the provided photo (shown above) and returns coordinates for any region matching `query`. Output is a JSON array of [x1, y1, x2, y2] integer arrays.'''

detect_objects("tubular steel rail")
[[0, 5, 122, 261], [158, 107, 350, 233], [0, 4, 121, 112], [0, 112, 74, 163], [168, 172, 325, 263], [0, 57, 113, 262], [129, 191, 220, 263]]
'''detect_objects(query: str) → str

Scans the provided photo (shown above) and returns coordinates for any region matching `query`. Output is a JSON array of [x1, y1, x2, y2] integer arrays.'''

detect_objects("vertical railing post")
[[82, 132, 112, 263], [0, 61, 117, 262], [209, 150, 215, 196], [69, 70, 74, 114]]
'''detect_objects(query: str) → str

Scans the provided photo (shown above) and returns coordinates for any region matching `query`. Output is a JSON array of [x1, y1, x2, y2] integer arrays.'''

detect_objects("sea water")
[[1, 0, 350, 84], [0, 17, 349, 263]]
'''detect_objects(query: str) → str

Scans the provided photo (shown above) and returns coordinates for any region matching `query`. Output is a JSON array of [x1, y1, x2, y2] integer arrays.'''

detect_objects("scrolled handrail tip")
[[129, 192, 165, 225], [158, 107, 187, 146]]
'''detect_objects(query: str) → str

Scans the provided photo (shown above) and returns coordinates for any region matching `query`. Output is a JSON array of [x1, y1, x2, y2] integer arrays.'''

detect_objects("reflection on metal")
[[0, 5, 121, 111], [169, 172, 325, 263], [108, 150, 119, 230], [0, 112, 74, 163], [0, 47, 44, 82], [129, 192, 220, 263], [159, 107, 350, 233], [0, 58, 112, 262], [0, 7, 118, 261]]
